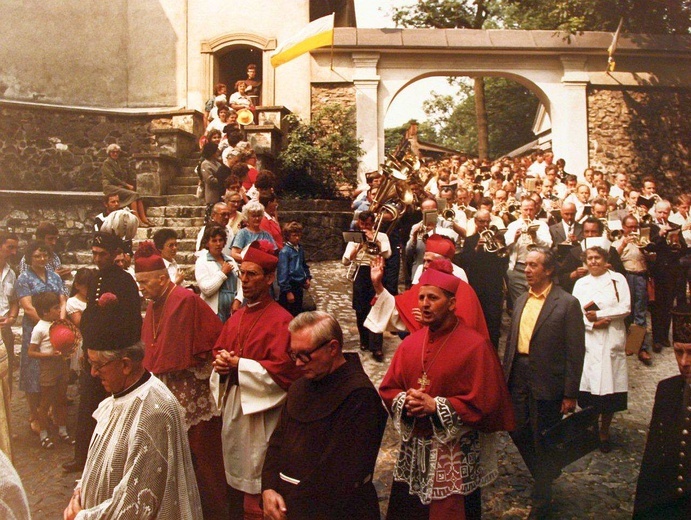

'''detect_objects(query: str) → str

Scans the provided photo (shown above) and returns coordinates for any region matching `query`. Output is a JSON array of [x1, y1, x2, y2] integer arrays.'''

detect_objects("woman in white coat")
[[573, 245, 631, 453], [195, 224, 242, 323]]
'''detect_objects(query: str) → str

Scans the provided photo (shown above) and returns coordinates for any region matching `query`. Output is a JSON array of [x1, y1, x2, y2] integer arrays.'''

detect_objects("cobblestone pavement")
[[8, 260, 680, 519]]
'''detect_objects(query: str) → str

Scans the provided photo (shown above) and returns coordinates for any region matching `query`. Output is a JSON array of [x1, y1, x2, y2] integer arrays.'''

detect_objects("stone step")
[[147, 205, 206, 218], [171, 175, 199, 186], [168, 185, 198, 195], [166, 194, 201, 206], [181, 166, 197, 176], [147, 216, 205, 228]]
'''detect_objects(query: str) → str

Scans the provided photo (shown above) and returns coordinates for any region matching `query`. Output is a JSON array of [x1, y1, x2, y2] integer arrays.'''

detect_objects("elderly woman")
[[229, 200, 276, 263], [101, 144, 152, 227], [228, 80, 255, 113], [572, 245, 631, 453], [15, 241, 67, 433], [223, 190, 245, 244], [195, 225, 242, 323]]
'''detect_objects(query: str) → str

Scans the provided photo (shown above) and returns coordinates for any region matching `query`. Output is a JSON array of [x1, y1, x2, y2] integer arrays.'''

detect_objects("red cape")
[[395, 280, 490, 339], [379, 323, 515, 433], [142, 285, 223, 374], [213, 298, 301, 391]]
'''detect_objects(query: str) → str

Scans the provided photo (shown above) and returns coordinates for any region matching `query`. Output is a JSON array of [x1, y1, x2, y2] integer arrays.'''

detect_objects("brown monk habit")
[[262, 353, 387, 520]]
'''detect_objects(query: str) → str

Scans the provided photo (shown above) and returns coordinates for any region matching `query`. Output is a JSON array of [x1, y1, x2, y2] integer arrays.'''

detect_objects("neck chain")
[[418, 318, 459, 391], [234, 299, 271, 356], [151, 283, 174, 342]]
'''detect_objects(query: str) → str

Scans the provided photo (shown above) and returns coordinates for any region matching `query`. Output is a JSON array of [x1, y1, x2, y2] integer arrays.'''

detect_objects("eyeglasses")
[[90, 358, 119, 373], [288, 339, 332, 364]]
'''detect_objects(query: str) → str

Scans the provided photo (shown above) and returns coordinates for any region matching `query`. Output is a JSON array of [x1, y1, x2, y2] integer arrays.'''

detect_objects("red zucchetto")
[[133, 241, 166, 273], [425, 234, 456, 260]]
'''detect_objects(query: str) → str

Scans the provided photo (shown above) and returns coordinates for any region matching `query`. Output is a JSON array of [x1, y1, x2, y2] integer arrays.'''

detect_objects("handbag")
[[540, 406, 600, 470]]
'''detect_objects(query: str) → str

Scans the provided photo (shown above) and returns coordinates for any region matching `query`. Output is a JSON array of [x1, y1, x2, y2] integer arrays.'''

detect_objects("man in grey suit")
[[548, 202, 582, 246], [503, 247, 585, 518]]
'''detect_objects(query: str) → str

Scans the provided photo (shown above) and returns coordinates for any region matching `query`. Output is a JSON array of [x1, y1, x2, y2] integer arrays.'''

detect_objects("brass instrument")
[[345, 237, 381, 282], [521, 219, 540, 250], [630, 228, 651, 248], [345, 136, 419, 282], [441, 208, 456, 222], [600, 218, 623, 242], [480, 226, 508, 257], [666, 227, 682, 250]]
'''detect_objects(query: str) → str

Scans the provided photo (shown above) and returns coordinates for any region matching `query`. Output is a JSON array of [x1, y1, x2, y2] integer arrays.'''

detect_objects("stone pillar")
[[553, 57, 590, 178], [352, 52, 380, 187]]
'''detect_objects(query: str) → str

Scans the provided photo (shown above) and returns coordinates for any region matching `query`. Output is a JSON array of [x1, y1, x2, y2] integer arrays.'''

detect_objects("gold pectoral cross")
[[418, 372, 431, 391]]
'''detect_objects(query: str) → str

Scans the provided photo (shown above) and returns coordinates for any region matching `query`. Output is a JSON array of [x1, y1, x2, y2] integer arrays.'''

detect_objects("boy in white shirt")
[[28, 292, 74, 449]]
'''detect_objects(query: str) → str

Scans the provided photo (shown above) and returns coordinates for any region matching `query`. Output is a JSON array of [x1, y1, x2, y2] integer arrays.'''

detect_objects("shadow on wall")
[[0, 0, 178, 107]]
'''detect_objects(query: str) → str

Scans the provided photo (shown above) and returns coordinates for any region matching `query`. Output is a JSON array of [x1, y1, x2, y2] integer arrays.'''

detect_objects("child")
[[28, 292, 73, 449], [277, 221, 312, 316], [66, 268, 94, 373]]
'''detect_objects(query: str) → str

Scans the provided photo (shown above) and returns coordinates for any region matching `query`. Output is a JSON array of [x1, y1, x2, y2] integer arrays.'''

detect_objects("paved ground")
[[7, 260, 680, 519]]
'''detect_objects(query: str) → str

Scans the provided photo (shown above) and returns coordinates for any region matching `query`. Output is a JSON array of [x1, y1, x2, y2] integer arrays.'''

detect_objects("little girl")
[[66, 268, 93, 373], [28, 292, 74, 449]]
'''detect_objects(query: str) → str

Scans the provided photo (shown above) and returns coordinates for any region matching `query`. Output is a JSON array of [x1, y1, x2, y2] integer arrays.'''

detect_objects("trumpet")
[[521, 220, 540, 250], [441, 208, 456, 221], [480, 226, 508, 257]]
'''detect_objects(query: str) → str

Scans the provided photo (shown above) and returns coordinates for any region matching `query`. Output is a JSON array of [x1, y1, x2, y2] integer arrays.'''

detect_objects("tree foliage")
[[278, 104, 363, 198], [501, 0, 690, 34], [422, 77, 540, 157]]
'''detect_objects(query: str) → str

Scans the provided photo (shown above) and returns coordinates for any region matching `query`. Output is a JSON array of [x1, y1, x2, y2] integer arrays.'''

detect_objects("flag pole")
[[330, 12, 335, 71], [607, 17, 624, 73]]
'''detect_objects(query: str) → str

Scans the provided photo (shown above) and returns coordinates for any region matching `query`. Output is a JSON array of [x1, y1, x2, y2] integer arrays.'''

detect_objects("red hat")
[[419, 258, 460, 294], [133, 241, 166, 273], [242, 240, 278, 272], [425, 234, 456, 260]]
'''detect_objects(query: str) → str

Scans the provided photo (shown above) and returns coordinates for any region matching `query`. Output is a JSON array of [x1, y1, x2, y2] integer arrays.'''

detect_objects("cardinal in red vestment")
[[134, 241, 226, 519], [380, 262, 515, 520]]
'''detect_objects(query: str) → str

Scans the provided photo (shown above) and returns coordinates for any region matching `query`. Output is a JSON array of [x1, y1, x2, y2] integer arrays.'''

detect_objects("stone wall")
[[588, 87, 691, 198], [0, 192, 103, 259], [0, 102, 202, 191], [311, 83, 356, 114]]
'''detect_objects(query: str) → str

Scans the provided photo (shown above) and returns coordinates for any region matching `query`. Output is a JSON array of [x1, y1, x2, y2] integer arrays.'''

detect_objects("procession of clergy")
[[58, 151, 689, 520], [0, 150, 675, 519]]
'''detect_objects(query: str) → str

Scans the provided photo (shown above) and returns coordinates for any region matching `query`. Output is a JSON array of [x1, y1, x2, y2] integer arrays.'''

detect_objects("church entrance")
[[217, 45, 263, 106]]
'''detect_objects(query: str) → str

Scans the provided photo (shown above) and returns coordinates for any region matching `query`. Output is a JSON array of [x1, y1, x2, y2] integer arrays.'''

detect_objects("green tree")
[[392, 1, 494, 158], [501, 0, 690, 34], [278, 104, 363, 198], [422, 77, 539, 157]]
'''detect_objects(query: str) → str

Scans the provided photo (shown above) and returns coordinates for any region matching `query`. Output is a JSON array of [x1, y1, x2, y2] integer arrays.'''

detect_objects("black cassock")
[[634, 375, 691, 519], [262, 353, 387, 520]]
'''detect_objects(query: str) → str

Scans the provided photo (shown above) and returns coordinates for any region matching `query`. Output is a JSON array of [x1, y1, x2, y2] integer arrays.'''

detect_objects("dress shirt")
[[517, 283, 553, 354]]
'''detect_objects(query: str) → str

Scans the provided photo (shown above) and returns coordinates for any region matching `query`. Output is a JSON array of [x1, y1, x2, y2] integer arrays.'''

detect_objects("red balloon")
[[50, 325, 76, 353]]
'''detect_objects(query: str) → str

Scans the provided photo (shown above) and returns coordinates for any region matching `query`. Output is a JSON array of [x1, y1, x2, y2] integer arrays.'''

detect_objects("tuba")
[[344, 138, 419, 282]]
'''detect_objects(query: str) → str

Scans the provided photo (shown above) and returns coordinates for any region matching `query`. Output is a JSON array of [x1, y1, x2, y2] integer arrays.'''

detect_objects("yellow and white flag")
[[270, 13, 334, 68]]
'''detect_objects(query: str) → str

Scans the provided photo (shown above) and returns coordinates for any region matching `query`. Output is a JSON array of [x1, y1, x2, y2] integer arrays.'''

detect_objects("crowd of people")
[[0, 139, 689, 520]]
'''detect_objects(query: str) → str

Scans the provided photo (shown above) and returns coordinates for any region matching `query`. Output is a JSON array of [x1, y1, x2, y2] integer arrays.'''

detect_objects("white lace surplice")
[[390, 393, 498, 504], [76, 376, 202, 520], [158, 364, 220, 431]]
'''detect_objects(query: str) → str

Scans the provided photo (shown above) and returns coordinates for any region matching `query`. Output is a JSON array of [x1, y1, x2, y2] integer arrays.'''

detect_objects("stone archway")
[[309, 28, 690, 186], [200, 33, 277, 106]]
